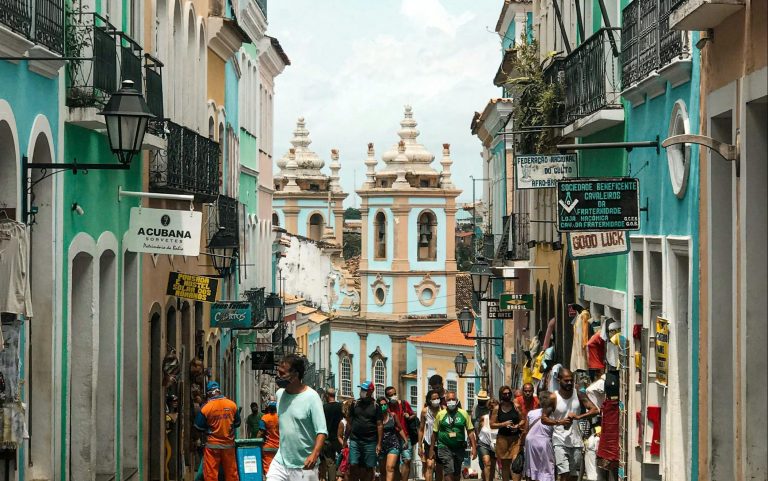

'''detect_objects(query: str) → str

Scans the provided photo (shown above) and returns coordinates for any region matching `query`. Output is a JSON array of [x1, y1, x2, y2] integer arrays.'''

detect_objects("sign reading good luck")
[[125, 207, 202, 256]]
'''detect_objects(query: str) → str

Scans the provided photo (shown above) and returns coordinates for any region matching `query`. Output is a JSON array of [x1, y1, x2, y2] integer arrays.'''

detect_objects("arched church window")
[[308, 213, 324, 241], [374, 211, 387, 260], [417, 211, 437, 261], [340, 355, 352, 397], [272, 212, 279, 227], [373, 359, 386, 398]]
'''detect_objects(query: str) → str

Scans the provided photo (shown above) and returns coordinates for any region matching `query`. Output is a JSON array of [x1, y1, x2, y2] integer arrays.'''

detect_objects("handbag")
[[510, 452, 525, 474]]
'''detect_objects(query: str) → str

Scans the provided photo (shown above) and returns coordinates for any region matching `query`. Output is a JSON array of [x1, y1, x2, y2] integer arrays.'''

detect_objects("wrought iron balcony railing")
[[207, 194, 240, 247], [543, 57, 566, 126], [0, 0, 64, 54], [495, 213, 530, 262], [621, 0, 688, 88], [149, 121, 220, 198], [119, 33, 142, 93], [563, 28, 622, 123], [144, 54, 165, 136]]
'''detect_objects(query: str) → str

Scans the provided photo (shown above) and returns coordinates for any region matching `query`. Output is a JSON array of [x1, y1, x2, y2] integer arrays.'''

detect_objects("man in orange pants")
[[195, 381, 242, 480]]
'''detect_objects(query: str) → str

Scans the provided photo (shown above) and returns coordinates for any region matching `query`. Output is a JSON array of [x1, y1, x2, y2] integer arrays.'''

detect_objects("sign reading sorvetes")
[[125, 207, 202, 256], [515, 154, 578, 189], [556, 177, 640, 231], [210, 301, 252, 329], [568, 230, 631, 258], [499, 293, 534, 311], [166, 272, 219, 302], [487, 299, 515, 319]]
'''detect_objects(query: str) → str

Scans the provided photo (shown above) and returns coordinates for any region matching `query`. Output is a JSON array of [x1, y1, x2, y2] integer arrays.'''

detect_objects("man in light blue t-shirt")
[[268, 354, 328, 481]]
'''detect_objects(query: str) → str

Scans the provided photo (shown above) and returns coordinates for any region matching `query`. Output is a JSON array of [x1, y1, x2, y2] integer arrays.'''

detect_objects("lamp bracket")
[[662, 133, 740, 176]]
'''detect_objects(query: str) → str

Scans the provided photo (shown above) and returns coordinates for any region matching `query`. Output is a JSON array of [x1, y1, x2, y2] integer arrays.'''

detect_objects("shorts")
[[554, 445, 583, 476], [477, 444, 495, 460], [266, 459, 319, 481], [400, 440, 412, 462], [422, 441, 436, 460], [382, 445, 401, 457], [495, 434, 522, 460], [348, 438, 378, 468], [436, 446, 465, 476]]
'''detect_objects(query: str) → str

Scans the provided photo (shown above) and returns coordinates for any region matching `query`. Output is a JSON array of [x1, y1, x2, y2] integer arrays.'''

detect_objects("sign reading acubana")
[[568, 230, 631, 258], [126, 207, 202, 256]]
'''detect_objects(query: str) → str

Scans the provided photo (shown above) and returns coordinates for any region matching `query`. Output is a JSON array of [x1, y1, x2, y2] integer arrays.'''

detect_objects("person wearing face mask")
[[428, 391, 477, 481], [348, 381, 383, 481], [418, 390, 444, 481], [490, 386, 526, 481], [258, 401, 280, 475], [377, 397, 410, 481], [384, 386, 416, 481], [268, 355, 328, 481], [193, 381, 242, 480], [476, 396, 498, 481], [515, 383, 539, 420], [541, 368, 599, 481]]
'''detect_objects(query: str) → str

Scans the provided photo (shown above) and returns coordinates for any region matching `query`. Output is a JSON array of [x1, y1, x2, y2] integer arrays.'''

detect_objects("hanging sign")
[[499, 293, 534, 311], [568, 230, 631, 258], [251, 350, 276, 371], [166, 272, 219, 302], [487, 299, 515, 319], [655, 317, 669, 386], [515, 154, 578, 189], [125, 207, 202, 256], [556, 177, 640, 232], [211, 301, 252, 328]]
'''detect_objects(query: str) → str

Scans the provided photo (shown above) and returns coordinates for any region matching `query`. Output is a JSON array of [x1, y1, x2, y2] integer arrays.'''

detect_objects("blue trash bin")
[[236, 438, 264, 481]]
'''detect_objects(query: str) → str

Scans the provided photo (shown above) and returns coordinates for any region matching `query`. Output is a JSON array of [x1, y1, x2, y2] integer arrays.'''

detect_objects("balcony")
[[542, 57, 566, 126], [621, 0, 692, 107], [149, 121, 220, 199], [0, 0, 64, 77], [207, 194, 240, 249], [243, 287, 269, 328], [562, 28, 624, 138], [143, 53, 166, 149], [494, 213, 530, 264], [668, 0, 744, 30]]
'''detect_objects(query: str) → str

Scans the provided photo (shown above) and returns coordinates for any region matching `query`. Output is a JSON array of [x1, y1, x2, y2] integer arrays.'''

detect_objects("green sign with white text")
[[499, 293, 534, 311]]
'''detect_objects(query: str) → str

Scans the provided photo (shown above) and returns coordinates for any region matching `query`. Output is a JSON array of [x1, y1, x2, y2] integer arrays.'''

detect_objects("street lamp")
[[454, 352, 468, 377], [458, 306, 503, 342], [100, 80, 155, 165], [207, 227, 239, 277], [282, 334, 298, 355], [469, 257, 492, 299], [264, 292, 284, 326]]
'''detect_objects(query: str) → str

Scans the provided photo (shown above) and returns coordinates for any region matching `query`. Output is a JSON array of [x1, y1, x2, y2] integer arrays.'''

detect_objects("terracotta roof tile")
[[408, 320, 474, 347], [455, 273, 473, 318]]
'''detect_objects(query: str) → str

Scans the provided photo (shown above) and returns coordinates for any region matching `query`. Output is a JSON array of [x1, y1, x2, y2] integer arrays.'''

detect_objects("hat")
[[206, 381, 221, 393], [608, 320, 621, 331], [476, 390, 490, 401], [358, 380, 375, 392], [267, 401, 277, 408]]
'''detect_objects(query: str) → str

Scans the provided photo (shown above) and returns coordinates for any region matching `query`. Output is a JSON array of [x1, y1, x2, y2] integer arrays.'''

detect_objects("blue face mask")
[[275, 374, 291, 389]]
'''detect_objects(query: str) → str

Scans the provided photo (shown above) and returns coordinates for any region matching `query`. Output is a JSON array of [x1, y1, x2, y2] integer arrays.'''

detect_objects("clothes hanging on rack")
[[570, 310, 591, 371], [0, 220, 33, 318]]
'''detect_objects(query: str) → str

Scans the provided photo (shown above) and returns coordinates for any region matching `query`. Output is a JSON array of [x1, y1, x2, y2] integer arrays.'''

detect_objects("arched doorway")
[[149, 310, 163, 480], [122, 252, 139, 475], [0, 106, 18, 218], [308, 213, 324, 241], [96, 250, 117, 478]]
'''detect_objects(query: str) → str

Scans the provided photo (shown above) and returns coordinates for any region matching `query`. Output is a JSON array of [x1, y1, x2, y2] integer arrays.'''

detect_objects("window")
[[374, 211, 387, 260], [446, 379, 457, 395], [373, 359, 386, 399], [308, 213, 324, 241], [410, 385, 418, 411], [417, 211, 437, 261], [340, 356, 352, 397], [466, 381, 475, 413]]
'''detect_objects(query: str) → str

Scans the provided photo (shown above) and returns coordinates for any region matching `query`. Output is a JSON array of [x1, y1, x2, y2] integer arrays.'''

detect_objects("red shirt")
[[388, 400, 414, 433], [587, 332, 607, 370], [515, 395, 539, 419]]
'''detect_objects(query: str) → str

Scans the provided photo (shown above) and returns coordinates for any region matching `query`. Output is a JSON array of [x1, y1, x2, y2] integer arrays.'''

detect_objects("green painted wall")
[[240, 128, 258, 172]]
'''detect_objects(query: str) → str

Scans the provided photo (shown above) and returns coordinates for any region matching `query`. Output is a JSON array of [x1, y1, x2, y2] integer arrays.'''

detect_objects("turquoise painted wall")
[[240, 129, 258, 174], [576, 125, 628, 293], [406, 342, 417, 373], [330, 331, 361, 388], [406, 275, 448, 316], [239, 171, 258, 215], [365, 333, 393, 387], [365, 274, 394, 314], [407, 207, 447, 269]]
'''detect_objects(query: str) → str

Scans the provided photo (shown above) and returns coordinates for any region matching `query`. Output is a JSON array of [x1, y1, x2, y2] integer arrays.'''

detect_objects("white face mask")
[[430, 399, 441, 408], [388, 395, 398, 403], [446, 400, 458, 410], [360, 390, 369, 399]]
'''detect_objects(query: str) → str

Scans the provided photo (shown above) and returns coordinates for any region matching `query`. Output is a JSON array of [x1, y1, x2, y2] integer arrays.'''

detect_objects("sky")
[[267, 0, 504, 207]]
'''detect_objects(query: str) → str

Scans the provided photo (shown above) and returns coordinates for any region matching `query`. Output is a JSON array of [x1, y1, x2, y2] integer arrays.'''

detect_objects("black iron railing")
[[119, 33, 142, 93], [149, 120, 220, 198], [243, 287, 267, 327], [0, 0, 32, 39], [35, 0, 64, 53], [621, 0, 688, 88], [144, 54, 165, 136], [214, 194, 240, 246], [256, 0, 267, 18], [563, 28, 622, 123], [66, 12, 118, 108], [543, 57, 566, 126], [495, 214, 530, 262]]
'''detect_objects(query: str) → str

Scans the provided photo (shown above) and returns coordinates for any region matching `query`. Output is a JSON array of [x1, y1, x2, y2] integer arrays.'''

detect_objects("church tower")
[[273, 118, 348, 244], [357, 105, 461, 322]]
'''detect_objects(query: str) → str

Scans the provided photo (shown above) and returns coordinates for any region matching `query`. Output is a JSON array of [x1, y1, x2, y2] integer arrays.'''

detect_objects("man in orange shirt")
[[258, 400, 280, 475], [195, 381, 242, 480], [515, 383, 539, 419]]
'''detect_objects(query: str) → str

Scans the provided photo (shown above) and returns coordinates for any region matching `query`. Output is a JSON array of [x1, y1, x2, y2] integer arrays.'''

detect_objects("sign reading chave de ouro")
[[211, 301, 252, 329], [166, 272, 219, 302], [515, 154, 578, 189], [568, 230, 631, 258], [125, 207, 202, 256], [556, 177, 640, 232]]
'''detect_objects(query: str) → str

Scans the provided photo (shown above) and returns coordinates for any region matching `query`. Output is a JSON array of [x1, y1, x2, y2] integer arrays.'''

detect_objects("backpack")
[[406, 414, 420, 445]]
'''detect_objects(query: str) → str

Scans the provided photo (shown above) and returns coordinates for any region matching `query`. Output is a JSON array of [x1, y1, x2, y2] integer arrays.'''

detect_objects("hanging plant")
[[504, 37, 565, 154]]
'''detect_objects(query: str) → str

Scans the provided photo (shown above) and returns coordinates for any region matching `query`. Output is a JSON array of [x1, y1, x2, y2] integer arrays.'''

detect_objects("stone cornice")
[[239, 0, 267, 44], [208, 17, 249, 61], [330, 316, 453, 336], [357, 188, 462, 199], [358, 269, 459, 277], [258, 36, 288, 78], [274, 191, 349, 201]]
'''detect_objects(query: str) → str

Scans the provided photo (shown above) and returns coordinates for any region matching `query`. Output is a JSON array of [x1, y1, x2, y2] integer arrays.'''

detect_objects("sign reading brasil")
[[499, 293, 534, 311], [556, 177, 640, 232], [210, 301, 252, 329], [515, 154, 578, 189], [125, 207, 202, 256], [166, 272, 219, 302]]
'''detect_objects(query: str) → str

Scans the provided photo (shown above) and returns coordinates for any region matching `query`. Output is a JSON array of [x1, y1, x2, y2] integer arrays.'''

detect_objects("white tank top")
[[551, 390, 584, 447], [423, 408, 437, 445]]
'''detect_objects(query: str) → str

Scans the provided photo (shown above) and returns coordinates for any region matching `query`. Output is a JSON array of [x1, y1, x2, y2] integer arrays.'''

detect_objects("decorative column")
[[390, 336, 408, 395], [440, 143, 455, 189], [392, 141, 409, 189], [359, 333, 368, 383], [284, 148, 300, 193], [364, 143, 377, 188], [330, 149, 341, 193]]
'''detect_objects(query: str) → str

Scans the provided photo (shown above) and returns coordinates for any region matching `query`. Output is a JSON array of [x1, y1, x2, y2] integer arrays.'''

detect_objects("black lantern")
[[99, 80, 154, 165], [282, 334, 298, 355], [454, 352, 468, 377], [208, 227, 239, 277], [469, 257, 492, 298], [264, 292, 284, 325], [458, 307, 474, 336]]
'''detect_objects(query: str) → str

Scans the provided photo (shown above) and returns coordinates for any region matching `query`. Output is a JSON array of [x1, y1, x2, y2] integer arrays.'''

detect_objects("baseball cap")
[[268, 401, 277, 408], [476, 390, 490, 401], [206, 381, 220, 393], [358, 380, 374, 392]]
